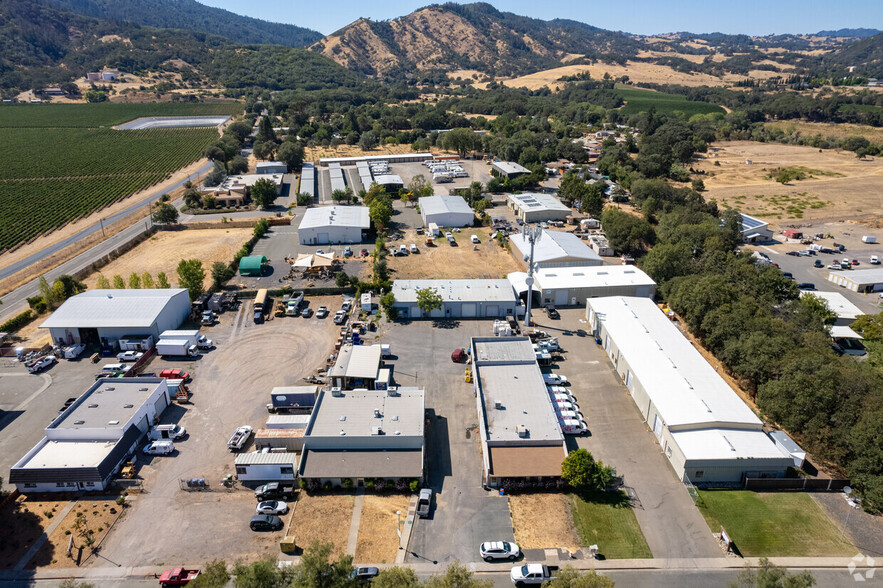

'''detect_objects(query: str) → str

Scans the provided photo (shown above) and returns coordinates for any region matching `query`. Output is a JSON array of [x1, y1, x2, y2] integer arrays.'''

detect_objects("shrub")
[[374, 478, 387, 492], [365, 478, 375, 490], [1, 310, 35, 333], [342, 478, 354, 489], [298, 479, 307, 489], [322, 481, 332, 491], [409, 479, 420, 493]]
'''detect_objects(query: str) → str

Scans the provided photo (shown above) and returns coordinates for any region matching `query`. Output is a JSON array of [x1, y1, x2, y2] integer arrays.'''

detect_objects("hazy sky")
[[198, 0, 882, 36]]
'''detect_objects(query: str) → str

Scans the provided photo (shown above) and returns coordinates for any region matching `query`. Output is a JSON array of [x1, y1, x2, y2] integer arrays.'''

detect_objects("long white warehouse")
[[586, 296, 792, 484], [419, 195, 474, 228], [298, 206, 370, 245]]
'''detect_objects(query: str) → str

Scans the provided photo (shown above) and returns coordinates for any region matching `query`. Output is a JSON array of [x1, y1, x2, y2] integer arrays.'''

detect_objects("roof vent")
[[392, 415, 399, 421], [395, 431, 401, 435], [339, 430, 346, 436], [105, 387, 115, 391], [108, 420, 119, 425], [74, 420, 85, 425], [494, 400, 503, 409], [88, 404, 99, 409], [331, 387, 343, 397], [371, 426, 383, 436], [374, 408, 381, 418], [139, 387, 149, 391], [339, 415, 346, 422], [517, 425, 529, 438], [123, 404, 134, 408]]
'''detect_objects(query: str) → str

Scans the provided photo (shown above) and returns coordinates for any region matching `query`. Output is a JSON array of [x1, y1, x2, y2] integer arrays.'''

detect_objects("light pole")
[[522, 224, 542, 329], [396, 509, 403, 549], [841, 486, 862, 541]]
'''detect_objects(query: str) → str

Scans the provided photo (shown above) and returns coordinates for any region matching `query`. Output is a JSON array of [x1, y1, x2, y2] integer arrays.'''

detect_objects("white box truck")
[[862, 236, 877, 244], [156, 339, 198, 358]]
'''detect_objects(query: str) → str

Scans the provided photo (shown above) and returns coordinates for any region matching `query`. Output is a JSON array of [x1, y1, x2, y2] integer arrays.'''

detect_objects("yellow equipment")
[[465, 367, 472, 383], [120, 461, 135, 479]]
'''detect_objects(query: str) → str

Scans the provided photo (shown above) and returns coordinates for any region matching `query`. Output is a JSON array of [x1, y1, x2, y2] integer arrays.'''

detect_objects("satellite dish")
[[844, 486, 852, 495]]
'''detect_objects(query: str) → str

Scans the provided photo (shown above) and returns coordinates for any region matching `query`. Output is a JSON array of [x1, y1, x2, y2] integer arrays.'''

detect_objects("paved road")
[[0, 161, 213, 283]]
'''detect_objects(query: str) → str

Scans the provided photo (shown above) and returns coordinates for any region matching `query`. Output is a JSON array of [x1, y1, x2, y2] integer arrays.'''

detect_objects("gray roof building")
[[506, 193, 571, 223], [509, 230, 603, 270], [298, 206, 370, 245], [328, 344, 383, 389], [391, 279, 519, 319], [492, 161, 531, 179], [419, 195, 474, 228]]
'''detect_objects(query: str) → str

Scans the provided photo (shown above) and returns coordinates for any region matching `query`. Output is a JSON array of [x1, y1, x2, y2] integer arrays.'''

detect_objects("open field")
[[509, 493, 580, 552], [569, 491, 652, 560], [354, 494, 411, 564], [305, 144, 428, 163], [765, 120, 883, 144], [697, 141, 883, 222], [288, 492, 354, 559], [615, 87, 725, 116], [383, 227, 521, 280], [0, 102, 240, 128], [696, 490, 856, 557], [82, 228, 253, 291]]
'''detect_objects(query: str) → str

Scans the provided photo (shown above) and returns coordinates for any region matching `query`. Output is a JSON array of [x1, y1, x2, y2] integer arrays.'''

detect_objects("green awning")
[[239, 255, 268, 276]]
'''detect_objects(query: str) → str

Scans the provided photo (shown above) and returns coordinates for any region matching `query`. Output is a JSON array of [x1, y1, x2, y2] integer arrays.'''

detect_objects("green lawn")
[[614, 86, 725, 117], [696, 491, 856, 557], [569, 491, 652, 559]]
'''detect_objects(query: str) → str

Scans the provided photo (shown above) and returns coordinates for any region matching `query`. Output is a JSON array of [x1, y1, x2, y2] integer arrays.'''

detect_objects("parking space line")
[[759, 245, 780, 255]]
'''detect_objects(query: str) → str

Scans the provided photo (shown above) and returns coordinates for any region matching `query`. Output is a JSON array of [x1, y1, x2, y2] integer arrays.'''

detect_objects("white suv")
[[480, 541, 520, 561]]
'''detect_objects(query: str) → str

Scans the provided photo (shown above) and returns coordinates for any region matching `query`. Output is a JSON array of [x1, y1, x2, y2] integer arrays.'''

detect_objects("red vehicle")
[[158, 567, 200, 586], [159, 368, 191, 382], [451, 348, 468, 363]]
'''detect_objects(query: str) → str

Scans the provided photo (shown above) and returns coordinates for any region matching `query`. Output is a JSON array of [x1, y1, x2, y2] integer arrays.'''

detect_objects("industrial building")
[[298, 387, 425, 485], [509, 230, 603, 271], [40, 289, 191, 346], [298, 206, 370, 245], [391, 279, 519, 319], [508, 265, 656, 308], [418, 195, 474, 228], [319, 153, 433, 166], [471, 337, 568, 488], [506, 193, 571, 223], [827, 268, 883, 293], [234, 452, 297, 483], [586, 296, 793, 484], [256, 161, 288, 175], [374, 174, 404, 194], [328, 162, 346, 194], [588, 235, 614, 257], [9, 378, 171, 492], [328, 345, 384, 390], [491, 161, 531, 179], [299, 163, 316, 200], [738, 213, 774, 243]]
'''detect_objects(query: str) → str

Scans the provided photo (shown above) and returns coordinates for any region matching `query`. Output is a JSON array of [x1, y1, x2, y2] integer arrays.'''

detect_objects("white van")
[[555, 408, 584, 422], [149, 424, 186, 441], [550, 393, 578, 408], [471, 235, 480, 244], [542, 374, 570, 386], [560, 419, 588, 435], [143, 440, 175, 455], [551, 400, 579, 412]]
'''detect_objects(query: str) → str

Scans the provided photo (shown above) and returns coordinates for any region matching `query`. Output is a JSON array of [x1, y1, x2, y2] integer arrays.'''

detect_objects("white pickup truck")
[[227, 425, 253, 451], [510, 564, 558, 585], [542, 373, 570, 386]]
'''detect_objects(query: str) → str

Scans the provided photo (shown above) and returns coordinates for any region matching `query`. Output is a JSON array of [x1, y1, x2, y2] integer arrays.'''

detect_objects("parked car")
[[480, 541, 521, 561], [158, 567, 200, 586], [342, 300, 353, 312], [159, 368, 191, 381], [315, 249, 325, 254], [786, 251, 800, 257], [399, 244, 408, 255], [316, 306, 329, 318], [852, 259, 860, 265], [827, 263, 842, 270], [814, 259, 824, 268], [351, 567, 379, 583], [301, 307, 314, 318], [542, 373, 570, 386], [116, 350, 144, 362], [344, 246, 353, 257], [782, 272, 793, 280], [511, 564, 559, 585], [545, 305, 560, 320], [249, 514, 283, 532], [416, 488, 432, 518], [255, 500, 289, 515], [871, 256, 881, 265], [797, 283, 816, 290], [445, 231, 453, 240], [227, 425, 253, 451], [254, 483, 296, 501], [409, 243, 418, 253], [360, 248, 369, 257], [333, 311, 347, 325], [143, 440, 175, 455], [471, 235, 480, 244], [559, 419, 588, 435]]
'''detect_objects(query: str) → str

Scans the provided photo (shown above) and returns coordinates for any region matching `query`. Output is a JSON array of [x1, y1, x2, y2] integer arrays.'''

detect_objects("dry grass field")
[[289, 492, 354, 559], [82, 228, 253, 291], [353, 494, 411, 564], [383, 228, 521, 280], [696, 141, 883, 222], [28, 499, 124, 569], [509, 493, 580, 552], [765, 121, 883, 144], [305, 144, 428, 163]]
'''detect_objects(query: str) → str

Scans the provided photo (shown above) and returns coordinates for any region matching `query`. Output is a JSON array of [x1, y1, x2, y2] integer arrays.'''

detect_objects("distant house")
[[86, 72, 101, 82], [200, 173, 283, 208], [101, 71, 118, 81], [506, 193, 571, 223], [736, 213, 773, 243], [491, 161, 531, 180], [256, 161, 287, 175]]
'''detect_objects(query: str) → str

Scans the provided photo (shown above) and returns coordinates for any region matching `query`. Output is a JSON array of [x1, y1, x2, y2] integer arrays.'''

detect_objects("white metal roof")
[[329, 344, 382, 380], [507, 193, 570, 214], [492, 161, 531, 175], [298, 206, 370, 230], [234, 452, 298, 466], [392, 279, 517, 303], [472, 337, 565, 444], [768, 430, 806, 457], [670, 428, 792, 461], [509, 230, 603, 264], [374, 174, 403, 185], [265, 414, 312, 428], [800, 291, 864, 320], [20, 440, 116, 469], [418, 195, 473, 217], [307, 387, 425, 438], [50, 378, 166, 431], [588, 296, 762, 429], [830, 325, 863, 339], [830, 268, 883, 286], [40, 289, 188, 329], [531, 265, 655, 290]]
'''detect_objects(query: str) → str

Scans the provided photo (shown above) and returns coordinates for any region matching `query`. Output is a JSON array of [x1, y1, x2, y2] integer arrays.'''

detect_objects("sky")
[[198, 0, 882, 37]]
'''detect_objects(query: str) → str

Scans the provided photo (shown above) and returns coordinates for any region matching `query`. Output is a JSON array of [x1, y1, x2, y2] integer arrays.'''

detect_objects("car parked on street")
[[249, 514, 283, 532], [480, 541, 521, 561], [255, 500, 289, 515]]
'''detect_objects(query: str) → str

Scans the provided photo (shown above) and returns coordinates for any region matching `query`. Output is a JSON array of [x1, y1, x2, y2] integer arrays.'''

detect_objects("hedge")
[[0, 310, 35, 334]]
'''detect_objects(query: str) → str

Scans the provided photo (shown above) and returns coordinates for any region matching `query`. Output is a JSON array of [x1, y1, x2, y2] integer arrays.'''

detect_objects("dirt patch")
[[697, 141, 883, 223], [288, 492, 354, 558], [10, 315, 52, 349], [502, 61, 729, 90], [0, 496, 70, 569], [509, 493, 580, 552], [28, 499, 124, 569], [81, 228, 253, 291], [765, 121, 883, 144], [383, 227, 521, 280], [354, 494, 410, 564]]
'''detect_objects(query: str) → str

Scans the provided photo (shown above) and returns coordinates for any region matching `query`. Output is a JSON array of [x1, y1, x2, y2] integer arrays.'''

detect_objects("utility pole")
[[522, 224, 542, 329]]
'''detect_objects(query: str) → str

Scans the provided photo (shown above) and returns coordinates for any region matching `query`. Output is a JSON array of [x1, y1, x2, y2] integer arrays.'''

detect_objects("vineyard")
[[0, 122, 224, 251], [0, 102, 242, 128]]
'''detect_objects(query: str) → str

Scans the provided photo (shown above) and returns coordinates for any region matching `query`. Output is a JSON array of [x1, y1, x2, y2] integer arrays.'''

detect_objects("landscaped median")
[[696, 490, 856, 557]]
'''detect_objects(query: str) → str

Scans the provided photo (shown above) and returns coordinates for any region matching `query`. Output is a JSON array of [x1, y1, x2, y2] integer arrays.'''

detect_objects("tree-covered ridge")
[[39, 0, 322, 48]]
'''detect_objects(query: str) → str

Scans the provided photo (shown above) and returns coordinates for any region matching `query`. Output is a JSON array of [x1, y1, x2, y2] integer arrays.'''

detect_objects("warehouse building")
[[40, 289, 191, 346], [737, 213, 774, 243], [509, 230, 603, 271], [319, 153, 433, 166], [472, 337, 567, 488], [586, 297, 792, 484], [419, 195, 474, 228], [491, 161, 531, 179], [299, 163, 316, 200], [508, 265, 656, 308], [234, 452, 297, 483], [507, 193, 571, 223], [10, 378, 170, 492], [391, 279, 519, 319], [256, 161, 287, 175], [374, 174, 404, 194], [328, 345, 383, 390], [298, 206, 370, 245], [827, 268, 883, 293], [299, 387, 425, 485]]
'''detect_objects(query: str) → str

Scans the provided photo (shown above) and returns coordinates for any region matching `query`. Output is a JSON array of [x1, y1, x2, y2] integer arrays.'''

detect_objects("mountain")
[[822, 33, 883, 76], [310, 2, 642, 77], [0, 0, 360, 96], [39, 0, 322, 48], [816, 28, 881, 38]]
